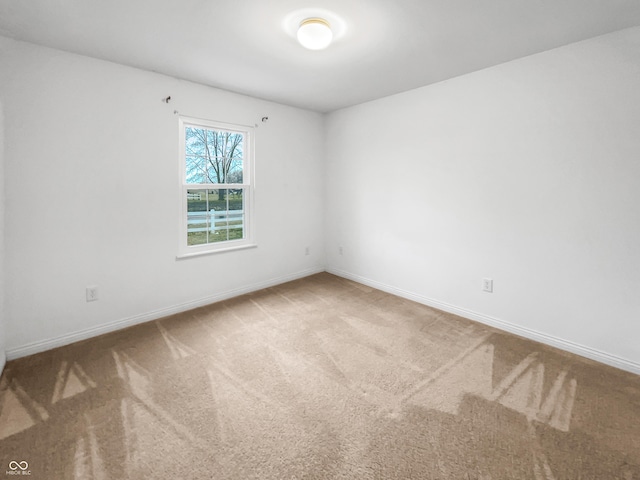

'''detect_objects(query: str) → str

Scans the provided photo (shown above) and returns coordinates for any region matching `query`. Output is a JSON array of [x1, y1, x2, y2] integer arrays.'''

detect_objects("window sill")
[[176, 243, 257, 259]]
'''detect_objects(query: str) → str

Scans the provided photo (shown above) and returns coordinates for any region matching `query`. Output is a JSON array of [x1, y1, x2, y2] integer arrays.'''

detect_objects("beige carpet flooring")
[[1, 273, 639, 479]]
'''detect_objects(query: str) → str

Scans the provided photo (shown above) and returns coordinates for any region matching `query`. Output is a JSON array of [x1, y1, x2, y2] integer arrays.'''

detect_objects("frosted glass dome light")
[[297, 18, 333, 50]]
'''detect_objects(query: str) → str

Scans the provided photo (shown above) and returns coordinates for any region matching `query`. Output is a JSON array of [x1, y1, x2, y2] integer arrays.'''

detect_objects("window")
[[178, 116, 255, 257]]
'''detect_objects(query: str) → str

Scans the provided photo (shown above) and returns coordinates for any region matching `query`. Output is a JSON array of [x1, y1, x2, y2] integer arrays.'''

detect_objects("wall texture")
[[0, 38, 325, 356], [325, 27, 640, 372]]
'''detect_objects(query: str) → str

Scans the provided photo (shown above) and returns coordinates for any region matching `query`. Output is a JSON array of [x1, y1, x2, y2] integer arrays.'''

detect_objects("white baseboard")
[[327, 268, 640, 376], [0, 351, 6, 377], [6, 267, 324, 361], [8, 265, 640, 376]]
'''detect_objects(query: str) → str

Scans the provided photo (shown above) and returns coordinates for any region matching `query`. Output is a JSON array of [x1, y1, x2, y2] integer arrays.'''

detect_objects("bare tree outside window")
[[185, 127, 243, 201]]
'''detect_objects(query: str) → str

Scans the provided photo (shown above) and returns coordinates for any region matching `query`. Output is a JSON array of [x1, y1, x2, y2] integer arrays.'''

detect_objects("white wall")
[[0, 99, 6, 373], [0, 37, 325, 356], [325, 27, 640, 373]]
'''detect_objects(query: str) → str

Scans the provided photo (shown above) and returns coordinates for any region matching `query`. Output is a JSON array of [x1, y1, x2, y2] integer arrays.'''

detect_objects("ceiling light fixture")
[[297, 18, 333, 50]]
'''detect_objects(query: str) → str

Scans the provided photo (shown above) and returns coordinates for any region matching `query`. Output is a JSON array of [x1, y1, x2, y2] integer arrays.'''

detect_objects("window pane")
[[185, 189, 245, 247], [185, 127, 244, 184], [209, 189, 245, 243], [186, 189, 209, 245], [226, 189, 245, 241]]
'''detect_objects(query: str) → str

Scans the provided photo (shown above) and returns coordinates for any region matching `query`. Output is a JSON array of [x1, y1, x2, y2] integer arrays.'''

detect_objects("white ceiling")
[[1, 0, 639, 112]]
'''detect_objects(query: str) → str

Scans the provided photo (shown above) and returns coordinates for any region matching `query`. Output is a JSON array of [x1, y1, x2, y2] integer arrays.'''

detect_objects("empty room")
[[1, 1, 639, 478]]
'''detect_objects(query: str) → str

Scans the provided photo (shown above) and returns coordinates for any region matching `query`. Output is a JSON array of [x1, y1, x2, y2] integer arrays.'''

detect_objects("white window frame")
[[177, 116, 256, 258]]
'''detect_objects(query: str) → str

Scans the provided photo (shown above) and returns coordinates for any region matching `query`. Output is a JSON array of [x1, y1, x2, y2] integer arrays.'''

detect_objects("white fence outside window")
[[187, 210, 244, 233]]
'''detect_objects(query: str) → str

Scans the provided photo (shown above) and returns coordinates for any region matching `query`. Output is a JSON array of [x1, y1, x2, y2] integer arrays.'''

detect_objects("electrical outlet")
[[305, 246, 310, 256], [482, 278, 493, 293], [86, 286, 99, 302]]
